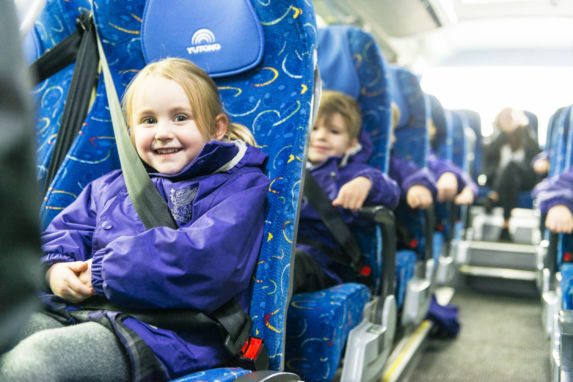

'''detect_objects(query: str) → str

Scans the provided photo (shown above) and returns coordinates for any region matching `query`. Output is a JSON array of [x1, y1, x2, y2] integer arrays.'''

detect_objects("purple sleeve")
[[354, 166, 400, 210], [389, 154, 437, 199], [531, 150, 550, 167], [41, 181, 99, 266], [90, 171, 269, 313], [537, 167, 573, 215]]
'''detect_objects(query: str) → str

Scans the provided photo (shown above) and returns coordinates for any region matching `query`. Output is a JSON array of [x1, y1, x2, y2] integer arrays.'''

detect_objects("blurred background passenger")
[[481, 107, 542, 241], [0, 0, 41, 354]]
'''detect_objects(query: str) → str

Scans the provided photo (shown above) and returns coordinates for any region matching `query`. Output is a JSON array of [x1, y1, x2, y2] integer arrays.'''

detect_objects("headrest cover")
[[141, 0, 264, 78], [317, 25, 361, 99]]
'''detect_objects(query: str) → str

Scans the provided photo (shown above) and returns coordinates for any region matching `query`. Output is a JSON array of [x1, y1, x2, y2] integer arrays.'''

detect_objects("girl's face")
[[132, 75, 208, 174], [308, 112, 357, 165]]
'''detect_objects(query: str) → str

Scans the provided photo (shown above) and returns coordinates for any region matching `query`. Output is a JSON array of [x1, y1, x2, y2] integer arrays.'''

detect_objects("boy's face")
[[308, 112, 357, 165], [132, 75, 209, 174]]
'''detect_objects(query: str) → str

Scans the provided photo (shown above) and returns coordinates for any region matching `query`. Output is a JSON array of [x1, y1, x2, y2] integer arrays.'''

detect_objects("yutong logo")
[[186, 28, 221, 55]]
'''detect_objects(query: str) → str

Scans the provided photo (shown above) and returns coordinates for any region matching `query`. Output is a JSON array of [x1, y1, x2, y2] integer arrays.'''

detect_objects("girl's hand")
[[546, 205, 573, 234], [47, 261, 94, 303], [436, 172, 458, 202], [332, 176, 372, 212], [78, 259, 93, 290], [406, 185, 433, 209], [533, 158, 550, 175], [455, 186, 475, 205]]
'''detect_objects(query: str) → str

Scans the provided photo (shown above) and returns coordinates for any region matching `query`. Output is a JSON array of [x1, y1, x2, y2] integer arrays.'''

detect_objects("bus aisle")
[[408, 286, 549, 381]]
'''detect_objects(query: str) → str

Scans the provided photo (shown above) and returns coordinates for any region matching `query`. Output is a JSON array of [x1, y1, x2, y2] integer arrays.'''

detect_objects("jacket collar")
[[148, 140, 247, 180]]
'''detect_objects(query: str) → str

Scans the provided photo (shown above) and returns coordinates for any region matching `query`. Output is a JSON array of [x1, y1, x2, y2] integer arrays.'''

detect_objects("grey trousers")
[[0, 312, 130, 382]]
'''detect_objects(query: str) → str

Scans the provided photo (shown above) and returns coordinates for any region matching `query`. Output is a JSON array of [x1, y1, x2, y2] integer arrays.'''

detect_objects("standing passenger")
[[481, 107, 542, 241]]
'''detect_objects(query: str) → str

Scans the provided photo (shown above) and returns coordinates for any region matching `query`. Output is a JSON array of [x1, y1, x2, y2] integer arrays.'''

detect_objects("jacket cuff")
[[91, 252, 105, 295], [543, 199, 573, 217]]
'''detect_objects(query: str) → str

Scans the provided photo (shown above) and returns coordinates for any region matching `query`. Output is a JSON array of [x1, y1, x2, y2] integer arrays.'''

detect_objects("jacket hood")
[[348, 129, 374, 164], [149, 140, 268, 180]]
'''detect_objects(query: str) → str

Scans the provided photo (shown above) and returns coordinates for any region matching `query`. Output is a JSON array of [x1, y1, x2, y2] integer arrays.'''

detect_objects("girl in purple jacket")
[[0, 58, 270, 381], [293, 90, 400, 293]]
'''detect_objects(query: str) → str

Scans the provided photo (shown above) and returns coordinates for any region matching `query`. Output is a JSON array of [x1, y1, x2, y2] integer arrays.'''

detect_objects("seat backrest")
[[427, 93, 452, 161], [387, 64, 429, 168], [549, 106, 572, 178], [27, 0, 112, 229], [317, 24, 392, 173], [449, 110, 472, 173], [524, 109, 539, 142], [92, 0, 317, 371], [454, 109, 482, 180]]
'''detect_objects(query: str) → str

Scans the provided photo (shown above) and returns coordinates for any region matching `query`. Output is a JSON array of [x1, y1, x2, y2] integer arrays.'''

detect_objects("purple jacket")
[[41, 141, 270, 379], [389, 153, 437, 199], [297, 153, 400, 284], [537, 166, 573, 215], [427, 151, 478, 197]]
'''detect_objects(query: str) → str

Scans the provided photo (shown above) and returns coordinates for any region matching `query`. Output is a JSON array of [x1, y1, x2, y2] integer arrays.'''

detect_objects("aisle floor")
[[407, 286, 550, 381]]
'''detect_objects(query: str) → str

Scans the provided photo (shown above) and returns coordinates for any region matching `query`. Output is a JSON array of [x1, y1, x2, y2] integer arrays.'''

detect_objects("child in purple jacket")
[[388, 103, 437, 210], [0, 58, 270, 381], [537, 166, 573, 233], [293, 90, 400, 293], [427, 118, 477, 206]]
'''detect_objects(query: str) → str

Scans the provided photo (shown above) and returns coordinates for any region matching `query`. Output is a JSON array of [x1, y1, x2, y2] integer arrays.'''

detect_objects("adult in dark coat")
[[482, 107, 542, 240]]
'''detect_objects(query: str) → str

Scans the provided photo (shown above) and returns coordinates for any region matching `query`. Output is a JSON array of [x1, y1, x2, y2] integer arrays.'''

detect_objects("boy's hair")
[[122, 57, 256, 146], [316, 90, 362, 139]]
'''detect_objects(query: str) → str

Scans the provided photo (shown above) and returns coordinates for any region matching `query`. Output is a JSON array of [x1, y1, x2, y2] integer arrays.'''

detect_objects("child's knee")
[[0, 332, 62, 380]]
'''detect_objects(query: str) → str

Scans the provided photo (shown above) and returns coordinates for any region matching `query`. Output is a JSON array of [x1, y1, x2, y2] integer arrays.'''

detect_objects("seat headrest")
[[317, 25, 360, 99], [141, 0, 264, 78]]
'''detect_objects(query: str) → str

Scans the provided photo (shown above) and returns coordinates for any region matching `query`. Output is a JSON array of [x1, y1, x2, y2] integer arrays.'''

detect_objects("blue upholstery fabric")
[[286, 283, 370, 382], [170, 368, 250, 382], [450, 111, 469, 172], [427, 94, 449, 159], [388, 64, 430, 260], [524, 110, 538, 142], [457, 109, 483, 180], [317, 25, 392, 172], [388, 64, 429, 168], [561, 264, 573, 310], [549, 107, 571, 178], [31, 0, 111, 230], [395, 250, 416, 308]]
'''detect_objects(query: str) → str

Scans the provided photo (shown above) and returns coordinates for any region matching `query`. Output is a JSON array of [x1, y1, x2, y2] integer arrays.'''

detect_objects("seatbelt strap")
[[95, 19, 177, 229], [30, 28, 82, 85], [39, 12, 100, 197], [303, 170, 363, 271], [94, 22, 267, 369]]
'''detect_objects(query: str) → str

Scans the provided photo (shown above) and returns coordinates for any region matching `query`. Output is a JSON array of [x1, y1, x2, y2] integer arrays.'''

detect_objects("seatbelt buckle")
[[359, 265, 371, 277], [223, 316, 253, 356], [237, 337, 269, 371]]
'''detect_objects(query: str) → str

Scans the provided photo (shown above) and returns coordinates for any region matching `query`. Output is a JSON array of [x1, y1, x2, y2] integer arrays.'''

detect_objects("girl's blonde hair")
[[122, 57, 256, 146], [316, 90, 362, 139]]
